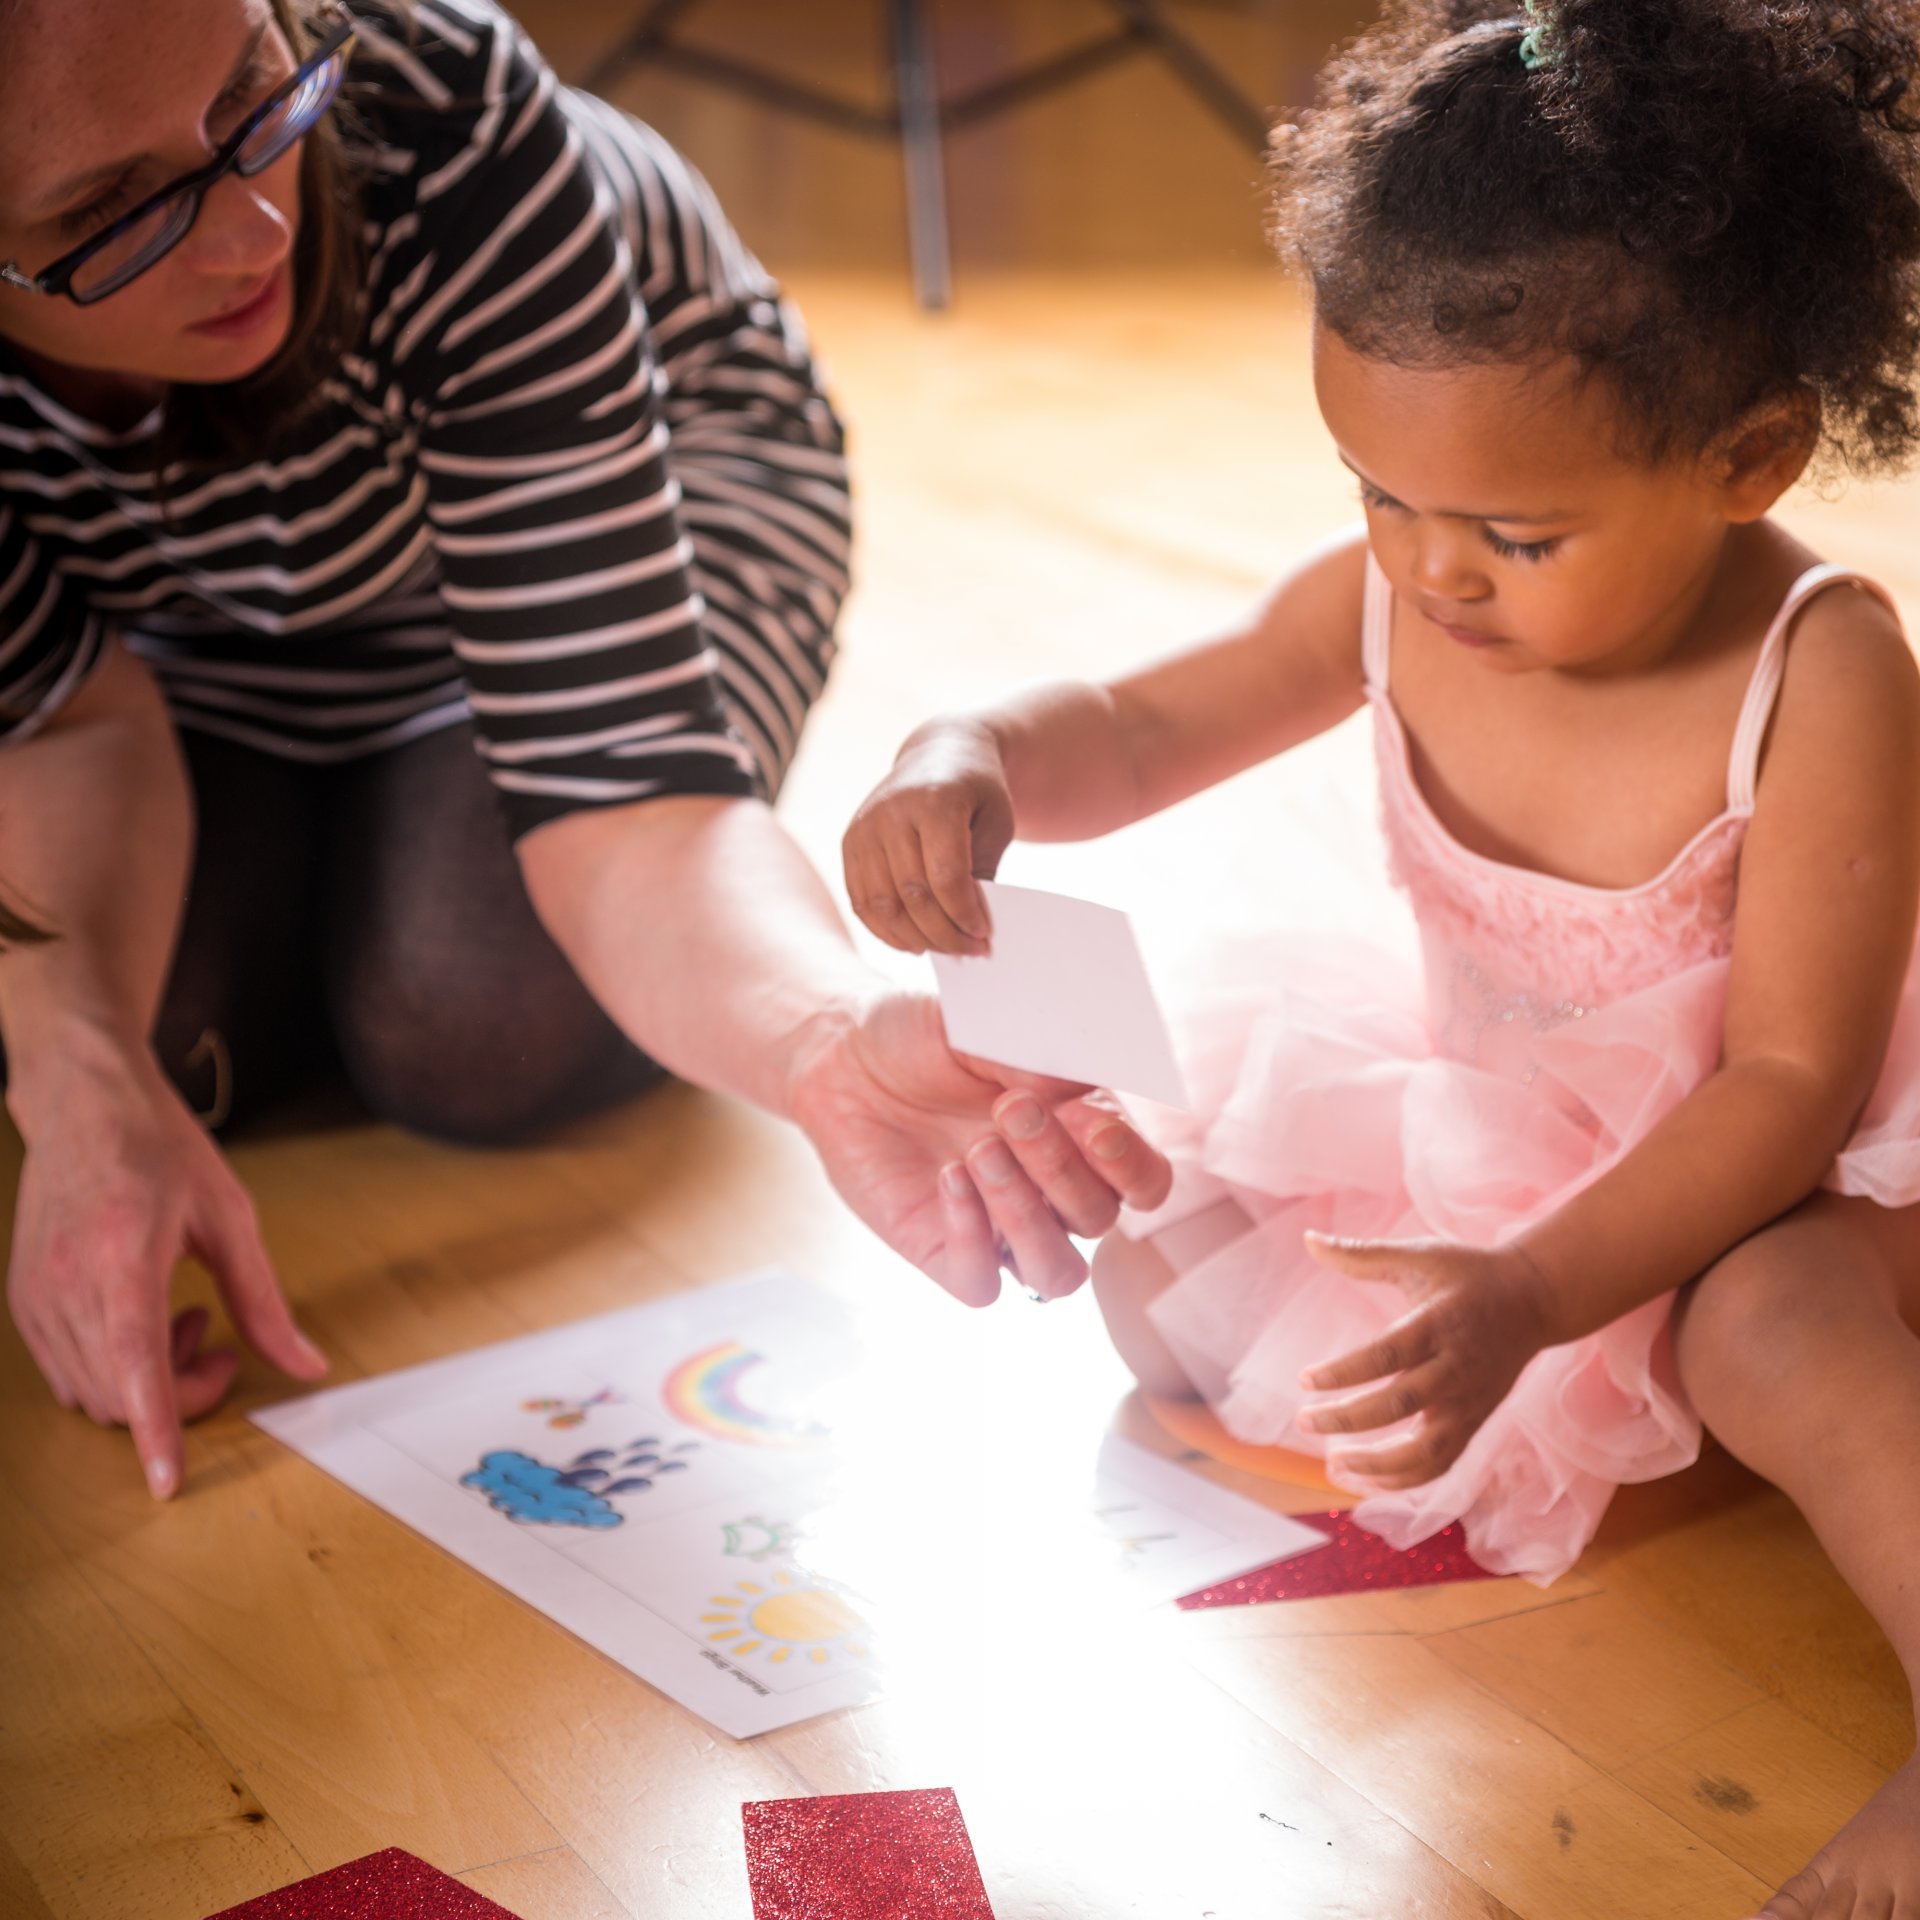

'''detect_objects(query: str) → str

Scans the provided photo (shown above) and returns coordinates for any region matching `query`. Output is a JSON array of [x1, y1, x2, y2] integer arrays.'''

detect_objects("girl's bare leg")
[[1671, 1191, 1920, 1920], [1089, 1198, 1254, 1400]]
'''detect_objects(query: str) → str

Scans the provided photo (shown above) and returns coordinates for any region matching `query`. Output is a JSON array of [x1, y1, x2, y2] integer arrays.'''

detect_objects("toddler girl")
[[844, 3, 1920, 1912]]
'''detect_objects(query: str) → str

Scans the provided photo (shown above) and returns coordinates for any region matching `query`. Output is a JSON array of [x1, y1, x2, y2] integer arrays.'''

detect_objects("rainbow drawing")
[[661, 1342, 826, 1447]]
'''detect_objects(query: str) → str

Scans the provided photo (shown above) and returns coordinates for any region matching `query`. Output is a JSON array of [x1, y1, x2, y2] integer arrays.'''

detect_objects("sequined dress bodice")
[[1362, 558, 1878, 1077]]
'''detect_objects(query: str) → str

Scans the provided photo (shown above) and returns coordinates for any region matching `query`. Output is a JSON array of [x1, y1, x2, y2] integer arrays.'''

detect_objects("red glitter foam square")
[[1175, 1508, 1499, 1608], [743, 1787, 995, 1920], [204, 1847, 522, 1920]]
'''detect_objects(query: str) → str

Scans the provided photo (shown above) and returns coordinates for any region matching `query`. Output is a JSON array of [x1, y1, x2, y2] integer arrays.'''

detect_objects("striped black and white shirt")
[[0, 0, 850, 837]]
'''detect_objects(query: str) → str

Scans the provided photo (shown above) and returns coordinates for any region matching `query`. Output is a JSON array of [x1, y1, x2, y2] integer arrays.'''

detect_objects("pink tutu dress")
[[1128, 557, 1920, 1582]]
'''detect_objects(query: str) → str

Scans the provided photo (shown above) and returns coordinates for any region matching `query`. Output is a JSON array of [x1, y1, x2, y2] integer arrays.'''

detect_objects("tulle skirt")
[[1124, 936, 1920, 1584]]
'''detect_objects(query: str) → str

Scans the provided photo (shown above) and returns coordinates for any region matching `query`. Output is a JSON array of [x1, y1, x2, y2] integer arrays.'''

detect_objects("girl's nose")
[[1410, 524, 1489, 603], [181, 169, 294, 281]]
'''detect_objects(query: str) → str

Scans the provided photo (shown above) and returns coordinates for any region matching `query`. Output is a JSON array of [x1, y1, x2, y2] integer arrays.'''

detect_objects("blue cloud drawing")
[[462, 1449, 624, 1528]]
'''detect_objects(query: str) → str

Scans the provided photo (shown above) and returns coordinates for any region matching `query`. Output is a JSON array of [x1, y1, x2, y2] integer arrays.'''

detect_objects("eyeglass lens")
[[69, 46, 349, 304]]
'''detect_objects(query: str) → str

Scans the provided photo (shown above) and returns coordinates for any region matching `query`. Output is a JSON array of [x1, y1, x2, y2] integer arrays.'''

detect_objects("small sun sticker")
[[701, 1570, 869, 1666]]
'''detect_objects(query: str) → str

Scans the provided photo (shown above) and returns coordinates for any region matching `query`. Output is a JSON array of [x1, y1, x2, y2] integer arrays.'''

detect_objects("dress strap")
[[1361, 553, 1394, 693], [1726, 565, 1906, 812]]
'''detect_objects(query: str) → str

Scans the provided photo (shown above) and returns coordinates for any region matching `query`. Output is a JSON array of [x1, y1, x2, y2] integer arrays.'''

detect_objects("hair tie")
[[1519, 0, 1566, 71]]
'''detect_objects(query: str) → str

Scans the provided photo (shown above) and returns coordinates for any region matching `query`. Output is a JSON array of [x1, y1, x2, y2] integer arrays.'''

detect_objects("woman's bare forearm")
[[0, 641, 192, 1130], [519, 792, 875, 1118]]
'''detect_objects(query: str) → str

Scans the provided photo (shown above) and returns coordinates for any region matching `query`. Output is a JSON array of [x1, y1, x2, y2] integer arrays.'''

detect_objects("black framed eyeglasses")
[[0, 15, 356, 308]]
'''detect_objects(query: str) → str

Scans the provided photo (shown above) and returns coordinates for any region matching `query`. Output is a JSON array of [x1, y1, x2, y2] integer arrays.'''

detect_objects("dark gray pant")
[[152, 720, 665, 1144]]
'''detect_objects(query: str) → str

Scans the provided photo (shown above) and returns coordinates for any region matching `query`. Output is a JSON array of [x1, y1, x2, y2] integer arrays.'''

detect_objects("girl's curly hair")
[[1272, 0, 1920, 473]]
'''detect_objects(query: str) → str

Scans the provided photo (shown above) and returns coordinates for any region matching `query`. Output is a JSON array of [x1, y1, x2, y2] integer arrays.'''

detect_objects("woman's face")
[[0, 0, 305, 390]]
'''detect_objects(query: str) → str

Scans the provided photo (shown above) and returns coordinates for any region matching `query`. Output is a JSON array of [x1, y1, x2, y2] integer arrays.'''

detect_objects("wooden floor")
[[6, 5, 1920, 1916]]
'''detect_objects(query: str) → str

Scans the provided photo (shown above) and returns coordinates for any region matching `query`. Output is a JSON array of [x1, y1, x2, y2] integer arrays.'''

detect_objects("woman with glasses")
[[0, 0, 1169, 1499]]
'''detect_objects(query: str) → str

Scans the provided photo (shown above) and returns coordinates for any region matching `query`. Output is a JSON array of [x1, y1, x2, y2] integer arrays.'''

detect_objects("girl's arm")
[[1518, 585, 1920, 1333], [1302, 584, 1920, 1488], [844, 530, 1370, 954], [0, 642, 325, 1500]]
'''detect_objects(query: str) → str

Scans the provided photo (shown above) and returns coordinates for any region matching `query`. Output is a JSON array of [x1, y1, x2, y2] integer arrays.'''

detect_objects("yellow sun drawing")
[[700, 1569, 869, 1666]]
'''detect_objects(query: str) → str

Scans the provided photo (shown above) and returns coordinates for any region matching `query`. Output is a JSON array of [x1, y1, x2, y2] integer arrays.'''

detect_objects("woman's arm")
[[844, 531, 1370, 952], [519, 793, 1173, 1305], [0, 642, 324, 1498]]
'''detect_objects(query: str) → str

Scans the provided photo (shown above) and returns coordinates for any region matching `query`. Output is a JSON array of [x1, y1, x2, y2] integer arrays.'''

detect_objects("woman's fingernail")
[[1089, 1127, 1130, 1161], [146, 1457, 177, 1500], [971, 1138, 1017, 1185], [941, 1161, 972, 1198], [295, 1333, 329, 1373], [999, 1096, 1045, 1140]]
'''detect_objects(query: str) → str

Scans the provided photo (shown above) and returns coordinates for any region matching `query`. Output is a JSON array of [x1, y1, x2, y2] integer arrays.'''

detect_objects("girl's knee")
[[1673, 1196, 1899, 1403]]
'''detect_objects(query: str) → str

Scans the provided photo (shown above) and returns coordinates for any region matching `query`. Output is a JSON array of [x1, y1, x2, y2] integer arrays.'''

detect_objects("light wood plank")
[[1188, 1631, 1774, 1919], [459, 1845, 636, 1920], [0, 1481, 308, 1920]]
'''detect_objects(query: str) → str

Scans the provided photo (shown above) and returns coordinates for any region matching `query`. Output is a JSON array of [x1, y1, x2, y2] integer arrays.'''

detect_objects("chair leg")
[[1106, 0, 1272, 151], [890, 0, 954, 311]]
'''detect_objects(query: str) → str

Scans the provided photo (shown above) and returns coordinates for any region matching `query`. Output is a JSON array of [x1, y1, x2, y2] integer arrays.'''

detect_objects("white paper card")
[[1089, 1435, 1328, 1606], [930, 880, 1189, 1107]]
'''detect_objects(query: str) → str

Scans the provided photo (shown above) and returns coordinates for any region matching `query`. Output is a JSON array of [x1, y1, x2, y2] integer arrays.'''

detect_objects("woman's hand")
[[787, 989, 1172, 1304], [843, 721, 1015, 956], [5, 1036, 327, 1499], [1295, 1234, 1557, 1491]]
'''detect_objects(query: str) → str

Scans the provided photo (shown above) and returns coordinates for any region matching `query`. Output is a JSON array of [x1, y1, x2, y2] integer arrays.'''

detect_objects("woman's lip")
[[189, 268, 285, 336]]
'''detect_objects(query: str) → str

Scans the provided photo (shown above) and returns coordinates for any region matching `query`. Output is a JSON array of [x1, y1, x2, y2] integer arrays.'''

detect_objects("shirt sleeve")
[[377, 1, 761, 838], [0, 500, 110, 743]]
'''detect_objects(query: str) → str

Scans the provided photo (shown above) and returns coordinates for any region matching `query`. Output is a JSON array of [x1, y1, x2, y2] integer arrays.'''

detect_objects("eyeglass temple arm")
[[0, 264, 46, 294]]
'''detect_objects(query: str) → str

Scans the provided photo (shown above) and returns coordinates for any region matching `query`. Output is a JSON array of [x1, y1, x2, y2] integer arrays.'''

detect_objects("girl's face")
[[0, 0, 304, 395], [1312, 324, 1771, 677]]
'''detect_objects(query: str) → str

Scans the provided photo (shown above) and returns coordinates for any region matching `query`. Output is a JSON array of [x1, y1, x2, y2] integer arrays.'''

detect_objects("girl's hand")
[[1295, 1234, 1557, 1491], [5, 1039, 328, 1499], [843, 721, 1014, 956]]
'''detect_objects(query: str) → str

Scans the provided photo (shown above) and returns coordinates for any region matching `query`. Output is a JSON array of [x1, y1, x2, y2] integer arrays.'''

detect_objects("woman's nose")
[[182, 169, 294, 279]]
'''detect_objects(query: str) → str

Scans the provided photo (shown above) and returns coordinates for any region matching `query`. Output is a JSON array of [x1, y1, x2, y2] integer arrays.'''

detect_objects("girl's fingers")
[[1326, 1421, 1459, 1490], [919, 825, 993, 947], [168, 1306, 241, 1423], [935, 1161, 1004, 1308], [991, 1092, 1119, 1238], [884, 824, 983, 956], [844, 835, 925, 954], [1299, 1359, 1446, 1436], [1054, 1099, 1173, 1212], [1301, 1309, 1436, 1393], [965, 1135, 1088, 1300]]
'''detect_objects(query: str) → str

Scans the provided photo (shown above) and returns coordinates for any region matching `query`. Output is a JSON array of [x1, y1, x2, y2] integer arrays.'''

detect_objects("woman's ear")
[[1711, 388, 1820, 522]]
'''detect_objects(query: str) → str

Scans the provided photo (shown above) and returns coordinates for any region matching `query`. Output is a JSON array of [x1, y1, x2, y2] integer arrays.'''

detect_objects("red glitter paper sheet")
[[743, 1787, 995, 1920], [204, 1847, 522, 1920], [1176, 1508, 1498, 1607]]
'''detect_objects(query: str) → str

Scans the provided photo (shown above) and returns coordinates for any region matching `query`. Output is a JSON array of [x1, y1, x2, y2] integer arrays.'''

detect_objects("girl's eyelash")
[[1482, 529, 1561, 562], [1358, 484, 1561, 562]]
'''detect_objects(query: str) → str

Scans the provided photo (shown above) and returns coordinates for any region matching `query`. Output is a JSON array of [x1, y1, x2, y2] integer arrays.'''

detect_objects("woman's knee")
[[329, 945, 663, 1146]]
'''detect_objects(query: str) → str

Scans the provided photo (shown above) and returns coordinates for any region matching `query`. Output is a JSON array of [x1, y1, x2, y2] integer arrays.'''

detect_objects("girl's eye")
[[1356, 482, 1402, 513], [1482, 528, 1561, 563]]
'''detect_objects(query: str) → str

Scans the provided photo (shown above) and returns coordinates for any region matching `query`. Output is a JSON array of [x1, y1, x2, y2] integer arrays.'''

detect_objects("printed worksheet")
[[251, 1273, 1321, 1737]]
